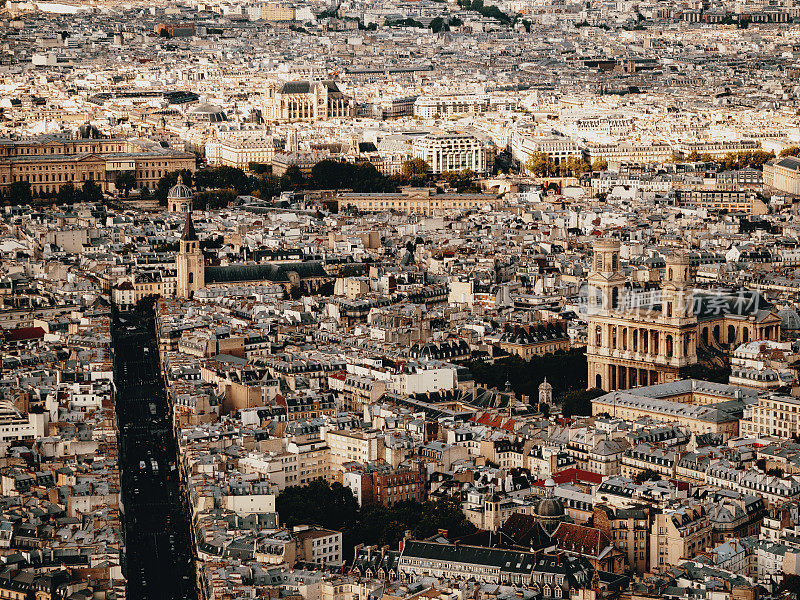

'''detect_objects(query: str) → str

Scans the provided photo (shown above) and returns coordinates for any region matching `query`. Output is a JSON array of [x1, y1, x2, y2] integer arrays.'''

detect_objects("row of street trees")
[[684, 149, 776, 170], [150, 158, 479, 208], [523, 153, 607, 177], [0, 180, 103, 206]]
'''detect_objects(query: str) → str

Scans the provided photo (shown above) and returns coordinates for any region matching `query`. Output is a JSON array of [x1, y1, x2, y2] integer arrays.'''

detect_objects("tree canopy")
[[466, 348, 590, 411], [276, 480, 476, 557], [780, 146, 800, 158]]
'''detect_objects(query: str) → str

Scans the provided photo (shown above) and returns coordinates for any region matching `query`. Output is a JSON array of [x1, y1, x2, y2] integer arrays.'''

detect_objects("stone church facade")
[[263, 80, 353, 123], [586, 239, 781, 392]]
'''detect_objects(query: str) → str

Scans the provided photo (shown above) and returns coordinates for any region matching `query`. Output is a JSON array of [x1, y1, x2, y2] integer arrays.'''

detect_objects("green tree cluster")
[[682, 150, 776, 171], [387, 17, 424, 27], [457, 0, 512, 23], [779, 146, 800, 158], [559, 388, 606, 418], [311, 160, 394, 192], [1, 180, 104, 206], [115, 171, 137, 197], [466, 348, 591, 412], [634, 469, 661, 484], [442, 169, 479, 192], [276, 480, 475, 557]]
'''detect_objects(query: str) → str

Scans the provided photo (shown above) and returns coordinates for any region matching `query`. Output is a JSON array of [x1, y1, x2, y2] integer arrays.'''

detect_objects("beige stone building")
[[337, 187, 500, 215], [764, 156, 800, 195], [264, 80, 353, 123], [586, 239, 781, 392], [261, 2, 295, 21], [650, 503, 712, 571], [741, 393, 800, 438], [325, 428, 385, 474], [591, 379, 757, 438], [0, 134, 195, 195]]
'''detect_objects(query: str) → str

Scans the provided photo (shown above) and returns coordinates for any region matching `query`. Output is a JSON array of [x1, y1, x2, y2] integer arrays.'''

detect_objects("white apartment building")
[[205, 133, 282, 169], [0, 400, 48, 443], [239, 451, 299, 489], [412, 132, 487, 174], [295, 527, 344, 566], [324, 428, 384, 473], [393, 364, 456, 396], [511, 132, 582, 166], [575, 115, 635, 136], [741, 393, 800, 438], [413, 95, 490, 118]]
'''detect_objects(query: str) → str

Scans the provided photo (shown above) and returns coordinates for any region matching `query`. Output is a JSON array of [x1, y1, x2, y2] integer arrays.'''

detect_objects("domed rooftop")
[[536, 497, 565, 518], [779, 308, 800, 330], [536, 478, 564, 518], [168, 175, 193, 200], [188, 102, 227, 123]]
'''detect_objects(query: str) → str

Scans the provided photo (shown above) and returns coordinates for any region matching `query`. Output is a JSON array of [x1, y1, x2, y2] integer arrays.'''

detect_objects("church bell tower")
[[176, 213, 204, 299]]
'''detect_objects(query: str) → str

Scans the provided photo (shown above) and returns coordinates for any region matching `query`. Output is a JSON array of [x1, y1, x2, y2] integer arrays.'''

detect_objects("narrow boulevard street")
[[112, 305, 197, 600]]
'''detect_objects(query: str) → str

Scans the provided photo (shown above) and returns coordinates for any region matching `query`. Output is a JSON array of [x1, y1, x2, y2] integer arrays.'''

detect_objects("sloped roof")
[[401, 540, 537, 574], [205, 261, 328, 284]]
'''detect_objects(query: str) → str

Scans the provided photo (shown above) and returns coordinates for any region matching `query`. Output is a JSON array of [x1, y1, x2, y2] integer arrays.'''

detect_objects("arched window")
[[728, 325, 736, 344], [596, 374, 602, 389], [743, 328, 749, 342], [188, 272, 194, 284], [666, 335, 674, 358], [611, 287, 619, 309]]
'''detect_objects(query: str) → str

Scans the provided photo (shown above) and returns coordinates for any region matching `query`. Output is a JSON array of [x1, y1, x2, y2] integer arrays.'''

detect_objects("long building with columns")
[[586, 240, 781, 392]]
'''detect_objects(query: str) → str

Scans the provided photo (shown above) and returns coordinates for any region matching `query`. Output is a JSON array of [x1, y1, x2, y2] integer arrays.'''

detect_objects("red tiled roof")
[[501, 418, 516, 431], [551, 522, 610, 558], [533, 468, 603, 487], [473, 412, 493, 425], [4, 327, 45, 341], [487, 415, 505, 428]]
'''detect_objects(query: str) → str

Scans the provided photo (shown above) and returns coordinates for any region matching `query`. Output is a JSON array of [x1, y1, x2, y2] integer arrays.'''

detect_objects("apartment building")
[[764, 156, 800, 195], [398, 540, 537, 585], [741, 393, 800, 438], [0, 401, 48, 443], [620, 444, 678, 480], [342, 461, 425, 507], [584, 141, 674, 165], [412, 132, 488, 174], [286, 439, 332, 484], [594, 504, 651, 573], [650, 503, 712, 571], [674, 189, 765, 214], [261, 2, 295, 21], [294, 526, 344, 566], [325, 429, 385, 473], [413, 96, 490, 118], [511, 133, 582, 166], [205, 134, 282, 169], [676, 139, 761, 158]]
